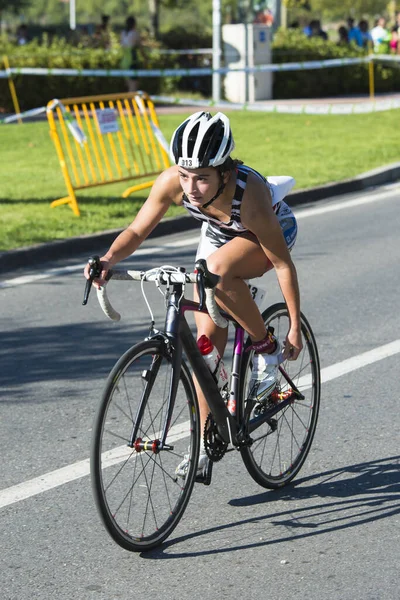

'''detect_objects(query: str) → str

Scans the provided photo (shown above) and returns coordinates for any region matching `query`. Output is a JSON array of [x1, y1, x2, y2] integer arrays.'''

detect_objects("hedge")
[[0, 32, 182, 112], [271, 29, 400, 98]]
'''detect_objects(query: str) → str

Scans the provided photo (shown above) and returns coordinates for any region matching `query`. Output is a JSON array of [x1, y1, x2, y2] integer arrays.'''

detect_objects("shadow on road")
[[142, 455, 400, 559], [0, 245, 199, 400], [0, 320, 151, 399]]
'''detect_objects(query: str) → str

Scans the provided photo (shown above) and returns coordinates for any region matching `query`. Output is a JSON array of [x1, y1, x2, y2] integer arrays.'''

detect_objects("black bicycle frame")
[[159, 283, 304, 449], [162, 286, 238, 446]]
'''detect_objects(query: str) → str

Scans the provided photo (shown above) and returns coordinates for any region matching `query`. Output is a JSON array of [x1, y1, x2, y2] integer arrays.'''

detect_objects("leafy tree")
[[0, 0, 31, 19], [0, 0, 30, 11], [310, 0, 388, 20]]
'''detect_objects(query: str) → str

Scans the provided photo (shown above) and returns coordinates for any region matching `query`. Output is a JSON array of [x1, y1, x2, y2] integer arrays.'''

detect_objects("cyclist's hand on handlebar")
[[83, 256, 112, 306], [84, 256, 110, 288], [283, 328, 303, 361]]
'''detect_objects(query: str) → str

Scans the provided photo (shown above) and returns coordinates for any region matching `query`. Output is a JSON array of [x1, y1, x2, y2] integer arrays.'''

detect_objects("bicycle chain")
[[203, 413, 228, 462]]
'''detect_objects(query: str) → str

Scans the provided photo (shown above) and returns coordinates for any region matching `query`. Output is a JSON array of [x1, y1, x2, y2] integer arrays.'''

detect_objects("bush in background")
[[271, 29, 400, 98], [0, 32, 180, 112]]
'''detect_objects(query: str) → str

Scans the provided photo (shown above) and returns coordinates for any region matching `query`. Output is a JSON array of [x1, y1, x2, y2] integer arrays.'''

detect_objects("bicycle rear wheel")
[[91, 339, 199, 552], [239, 303, 320, 489]]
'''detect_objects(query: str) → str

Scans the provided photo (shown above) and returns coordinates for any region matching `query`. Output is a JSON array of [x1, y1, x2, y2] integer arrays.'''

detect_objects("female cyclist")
[[85, 111, 302, 475]]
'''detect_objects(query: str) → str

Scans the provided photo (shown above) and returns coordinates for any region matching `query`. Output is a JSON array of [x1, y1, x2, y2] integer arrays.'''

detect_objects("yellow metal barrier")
[[3, 55, 22, 123], [47, 91, 171, 216]]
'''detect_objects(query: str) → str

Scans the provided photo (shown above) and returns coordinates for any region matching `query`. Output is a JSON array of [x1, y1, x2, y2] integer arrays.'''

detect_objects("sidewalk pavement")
[[1, 160, 399, 276], [252, 91, 400, 106], [154, 92, 400, 115]]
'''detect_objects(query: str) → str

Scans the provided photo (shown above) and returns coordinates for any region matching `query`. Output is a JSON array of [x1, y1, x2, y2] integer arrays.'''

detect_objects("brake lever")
[[195, 259, 220, 311], [82, 255, 102, 306], [196, 269, 205, 310]]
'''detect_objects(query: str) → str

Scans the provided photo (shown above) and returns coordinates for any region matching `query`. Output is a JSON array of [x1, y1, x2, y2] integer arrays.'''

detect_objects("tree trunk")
[[148, 0, 160, 39]]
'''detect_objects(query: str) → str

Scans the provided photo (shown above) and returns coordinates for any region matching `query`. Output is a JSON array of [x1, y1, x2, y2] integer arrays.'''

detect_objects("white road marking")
[[320, 339, 400, 383], [1, 338, 399, 510], [0, 187, 397, 289], [295, 187, 398, 220], [296, 339, 400, 390]]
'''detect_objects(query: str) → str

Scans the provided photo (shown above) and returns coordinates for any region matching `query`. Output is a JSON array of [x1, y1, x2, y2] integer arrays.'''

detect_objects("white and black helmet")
[[170, 111, 235, 169]]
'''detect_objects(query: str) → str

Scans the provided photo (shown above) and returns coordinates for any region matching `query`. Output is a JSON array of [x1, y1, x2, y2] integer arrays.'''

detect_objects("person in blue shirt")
[[347, 17, 363, 47], [358, 20, 373, 49]]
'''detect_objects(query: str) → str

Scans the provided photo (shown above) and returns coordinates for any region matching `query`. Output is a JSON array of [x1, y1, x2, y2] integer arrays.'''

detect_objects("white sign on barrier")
[[96, 108, 119, 134]]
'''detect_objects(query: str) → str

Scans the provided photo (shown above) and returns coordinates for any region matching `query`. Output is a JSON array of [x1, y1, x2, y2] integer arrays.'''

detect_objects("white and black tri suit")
[[181, 164, 298, 261]]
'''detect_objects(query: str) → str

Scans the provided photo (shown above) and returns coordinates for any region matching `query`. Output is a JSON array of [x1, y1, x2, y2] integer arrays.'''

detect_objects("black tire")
[[91, 339, 200, 552], [239, 303, 320, 489]]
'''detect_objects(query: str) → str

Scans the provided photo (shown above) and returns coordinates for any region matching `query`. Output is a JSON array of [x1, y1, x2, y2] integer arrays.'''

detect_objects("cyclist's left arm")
[[241, 176, 302, 359]]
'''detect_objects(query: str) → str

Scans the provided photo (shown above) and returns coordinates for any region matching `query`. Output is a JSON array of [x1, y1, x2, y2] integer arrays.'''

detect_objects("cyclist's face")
[[178, 167, 220, 207]]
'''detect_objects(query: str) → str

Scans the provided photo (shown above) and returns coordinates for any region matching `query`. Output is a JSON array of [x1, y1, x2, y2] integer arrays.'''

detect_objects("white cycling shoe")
[[175, 450, 209, 478], [249, 342, 282, 401]]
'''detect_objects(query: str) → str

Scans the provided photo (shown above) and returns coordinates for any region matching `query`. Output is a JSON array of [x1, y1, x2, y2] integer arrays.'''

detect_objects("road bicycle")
[[83, 256, 321, 552]]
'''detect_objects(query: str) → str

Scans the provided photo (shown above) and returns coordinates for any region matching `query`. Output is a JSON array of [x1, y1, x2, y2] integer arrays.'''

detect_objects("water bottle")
[[197, 335, 229, 391]]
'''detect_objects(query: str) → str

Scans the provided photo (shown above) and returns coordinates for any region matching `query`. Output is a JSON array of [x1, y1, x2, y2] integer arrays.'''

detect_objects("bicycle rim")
[[91, 340, 199, 551], [239, 303, 321, 489]]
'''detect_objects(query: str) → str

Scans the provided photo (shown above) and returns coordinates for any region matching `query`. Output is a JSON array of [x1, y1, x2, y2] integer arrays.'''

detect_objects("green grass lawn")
[[0, 109, 399, 252]]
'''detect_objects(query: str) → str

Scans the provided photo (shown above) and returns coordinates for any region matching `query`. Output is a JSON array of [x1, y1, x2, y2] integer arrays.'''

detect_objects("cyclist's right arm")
[[84, 166, 181, 286]]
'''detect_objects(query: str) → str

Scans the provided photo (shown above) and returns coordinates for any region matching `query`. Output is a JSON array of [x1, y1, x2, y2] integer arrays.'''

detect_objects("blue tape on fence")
[[0, 55, 376, 80]]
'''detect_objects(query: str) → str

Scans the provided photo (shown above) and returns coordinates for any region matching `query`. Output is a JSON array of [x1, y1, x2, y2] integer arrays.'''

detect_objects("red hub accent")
[[134, 438, 143, 452], [133, 438, 161, 453]]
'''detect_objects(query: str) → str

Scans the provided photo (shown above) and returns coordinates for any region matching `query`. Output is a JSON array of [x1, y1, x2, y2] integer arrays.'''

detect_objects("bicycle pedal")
[[195, 459, 213, 486], [267, 418, 278, 432]]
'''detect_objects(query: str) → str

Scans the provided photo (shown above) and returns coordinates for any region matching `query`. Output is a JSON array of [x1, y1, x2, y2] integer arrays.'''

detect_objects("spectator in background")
[[78, 25, 91, 48], [358, 20, 373, 50], [303, 20, 312, 36], [392, 12, 400, 53], [16, 24, 29, 45], [92, 25, 103, 47], [120, 16, 141, 92], [347, 18, 363, 47], [100, 14, 111, 49], [309, 19, 328, 40], [337, 25, 349, 45], [253, 7, 274, 26], [390, 27, 399, 54], [371, 17, 387, 51]]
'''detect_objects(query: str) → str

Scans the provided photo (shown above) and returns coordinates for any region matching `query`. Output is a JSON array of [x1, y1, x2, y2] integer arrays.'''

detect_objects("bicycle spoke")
[[239, 304, 320, 488], [91, 341, 199, 551]]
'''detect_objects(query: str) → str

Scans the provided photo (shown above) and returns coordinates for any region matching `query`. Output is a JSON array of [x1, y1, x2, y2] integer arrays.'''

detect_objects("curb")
[[286, 161, 400, 207], [1, 162, 399, 275]]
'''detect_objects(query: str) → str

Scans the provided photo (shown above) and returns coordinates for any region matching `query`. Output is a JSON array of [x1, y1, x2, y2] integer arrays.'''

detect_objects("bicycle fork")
[[126, 344, 177, 452]]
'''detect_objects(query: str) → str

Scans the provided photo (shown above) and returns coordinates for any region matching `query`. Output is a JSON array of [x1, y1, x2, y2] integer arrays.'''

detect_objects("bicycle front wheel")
[[239, 303, 320, 489], [91, 339, 200, 552]]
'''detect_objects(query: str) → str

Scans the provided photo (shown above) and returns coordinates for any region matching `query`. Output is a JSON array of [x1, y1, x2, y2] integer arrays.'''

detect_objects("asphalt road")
[[1, 183, 399, 600]]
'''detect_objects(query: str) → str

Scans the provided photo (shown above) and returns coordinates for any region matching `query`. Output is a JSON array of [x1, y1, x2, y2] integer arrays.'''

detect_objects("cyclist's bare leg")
[[206, 234, 273, 342], [192, 234, 273, 444]]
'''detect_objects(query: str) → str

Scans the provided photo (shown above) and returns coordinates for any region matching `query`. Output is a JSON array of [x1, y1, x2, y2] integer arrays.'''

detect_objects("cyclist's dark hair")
[[216, 157, 243, 176]]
